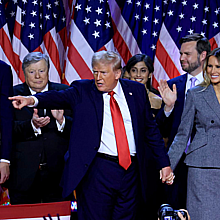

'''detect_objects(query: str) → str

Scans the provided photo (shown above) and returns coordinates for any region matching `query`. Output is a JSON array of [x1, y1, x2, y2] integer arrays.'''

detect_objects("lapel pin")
[[129, 92, 132, 95]]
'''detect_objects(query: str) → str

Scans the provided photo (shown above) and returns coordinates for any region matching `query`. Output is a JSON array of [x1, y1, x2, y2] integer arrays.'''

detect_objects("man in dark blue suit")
[[10, 51, 174, 219], [0, 61, 13, 185], [156, 33, 211, 209]]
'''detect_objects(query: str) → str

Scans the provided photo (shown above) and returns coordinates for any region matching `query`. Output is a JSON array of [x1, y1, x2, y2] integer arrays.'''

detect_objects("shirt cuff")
[[56, 116, 65, 132], [27, 96, 38, 107], [31, 119, 42, 136], [164, 106, 174, 117], [0, 159, 10, 164]]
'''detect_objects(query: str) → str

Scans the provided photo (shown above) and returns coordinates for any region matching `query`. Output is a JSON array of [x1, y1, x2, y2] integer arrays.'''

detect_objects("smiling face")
[[129, 61, 151, 86], [24, 59, 49, 92], [206, 55, 220, 87], [93, 62, 121, 92]]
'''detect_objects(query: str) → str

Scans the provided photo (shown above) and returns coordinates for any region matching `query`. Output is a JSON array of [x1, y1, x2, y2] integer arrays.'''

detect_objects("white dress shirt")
[[98, 81, 136, 156]]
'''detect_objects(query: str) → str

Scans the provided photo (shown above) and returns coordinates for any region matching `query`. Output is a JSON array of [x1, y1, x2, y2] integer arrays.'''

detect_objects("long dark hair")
[[126, 54, 159, 95]]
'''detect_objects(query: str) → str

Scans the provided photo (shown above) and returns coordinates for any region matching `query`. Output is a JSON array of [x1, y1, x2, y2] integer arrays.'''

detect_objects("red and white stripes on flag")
[[63, 0, 142, 85], [0, 3, 18, 85], [6, 0, 67, 85], [2, 0, 220, 86]]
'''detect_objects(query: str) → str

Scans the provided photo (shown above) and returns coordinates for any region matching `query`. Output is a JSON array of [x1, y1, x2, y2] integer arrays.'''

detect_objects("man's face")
[[24, 59, 49, 93], [180, 41, 201, 74], [93, 62, 121, 92]]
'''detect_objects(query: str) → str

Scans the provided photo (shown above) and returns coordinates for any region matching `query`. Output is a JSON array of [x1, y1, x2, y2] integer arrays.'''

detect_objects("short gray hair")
[[92, 51, 121, 71], [22, 52, 50, 74]]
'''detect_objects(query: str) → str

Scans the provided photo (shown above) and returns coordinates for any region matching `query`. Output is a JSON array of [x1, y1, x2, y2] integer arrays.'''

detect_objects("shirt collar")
[[187, 71, 203, 83], [112, 80, 121, 97], [29, 84, 49, 95]]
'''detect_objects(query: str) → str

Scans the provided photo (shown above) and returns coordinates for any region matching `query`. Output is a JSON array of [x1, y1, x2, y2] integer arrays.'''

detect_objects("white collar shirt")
[[98, 81, 136, 156], [185, 71, 204, 94]]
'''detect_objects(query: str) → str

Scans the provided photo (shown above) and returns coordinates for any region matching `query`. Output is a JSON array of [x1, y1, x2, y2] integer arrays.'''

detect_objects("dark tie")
[[37, 108, 44, 117], [108, 91, 131, 170], [36, 92, 45, 117]]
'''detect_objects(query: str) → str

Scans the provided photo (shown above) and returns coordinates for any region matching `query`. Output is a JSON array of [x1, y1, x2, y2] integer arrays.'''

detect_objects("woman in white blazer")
[[168, 47, 220, 220]]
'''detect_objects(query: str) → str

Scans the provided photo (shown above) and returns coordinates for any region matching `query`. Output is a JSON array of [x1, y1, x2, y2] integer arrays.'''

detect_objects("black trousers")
[[9, 166, 64, 205]]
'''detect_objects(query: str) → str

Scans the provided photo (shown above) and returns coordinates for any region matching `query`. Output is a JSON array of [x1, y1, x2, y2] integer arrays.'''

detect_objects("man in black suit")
[[9, 52, 72, 204], [0, 61, 13, 184]]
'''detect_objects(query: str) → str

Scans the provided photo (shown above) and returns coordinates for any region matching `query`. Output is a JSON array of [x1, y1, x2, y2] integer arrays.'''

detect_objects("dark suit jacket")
[[9, 82, 72, 191], [156, 74, 188, 148], [35, 79, 170, 199], [0, 61, 13, 161]]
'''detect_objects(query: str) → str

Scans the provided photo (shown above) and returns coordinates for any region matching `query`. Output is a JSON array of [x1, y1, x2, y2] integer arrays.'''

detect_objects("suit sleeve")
[[0, 63, 13, 160], [168, 89, 195, 170]]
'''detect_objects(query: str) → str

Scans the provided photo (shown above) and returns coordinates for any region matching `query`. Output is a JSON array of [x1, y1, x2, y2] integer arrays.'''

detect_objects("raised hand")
[[51, 109, 64, 125], [9, 96, 35, 110], [158, 80, 177, 112], [32, 109, 50, 128]]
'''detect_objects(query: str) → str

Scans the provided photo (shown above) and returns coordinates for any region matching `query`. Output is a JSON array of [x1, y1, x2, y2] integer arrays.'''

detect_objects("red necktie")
[[108, 91, 131, 170]]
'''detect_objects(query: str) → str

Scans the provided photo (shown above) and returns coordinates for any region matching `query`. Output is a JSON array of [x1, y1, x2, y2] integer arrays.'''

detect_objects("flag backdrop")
[[1, 0, 220, 86]]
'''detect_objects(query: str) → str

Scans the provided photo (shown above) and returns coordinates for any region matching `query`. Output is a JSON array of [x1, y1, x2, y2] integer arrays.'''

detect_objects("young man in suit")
[[156, 33, 211, 209], [8, 52, 72, 204], [10, 51, 174, 219], [0, 61, 13, 184]]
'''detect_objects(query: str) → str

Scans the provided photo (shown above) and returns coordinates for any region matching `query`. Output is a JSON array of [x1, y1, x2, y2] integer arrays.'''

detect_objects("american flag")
[[5, 0, 67, 85], [64, 0, 115, 83], [63, 0, 220, 86], [1, 0, 220, 86], [153, 0, 220, 88], [0, 1, 17, 81]]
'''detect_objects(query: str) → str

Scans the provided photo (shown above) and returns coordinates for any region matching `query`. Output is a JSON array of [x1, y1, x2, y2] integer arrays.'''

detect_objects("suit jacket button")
[[94, 147, 98, 150], [211, 120, 214, 123], [85, 164, 88, 168]]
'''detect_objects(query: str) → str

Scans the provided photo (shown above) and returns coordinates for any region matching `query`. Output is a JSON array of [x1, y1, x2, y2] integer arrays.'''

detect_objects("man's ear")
[[200, 51, 207, 62], [115, 69, 122, 80]]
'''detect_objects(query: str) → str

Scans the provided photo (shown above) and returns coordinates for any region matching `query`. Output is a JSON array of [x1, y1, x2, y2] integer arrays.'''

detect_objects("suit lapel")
[[203, 84, 220, 120], [176, 73, 187, 105], [22, 83, 32, 96]]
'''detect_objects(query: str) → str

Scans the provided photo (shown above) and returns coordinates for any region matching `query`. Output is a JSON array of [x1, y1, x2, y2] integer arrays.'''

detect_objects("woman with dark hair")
[[126, 54, 162, 116]]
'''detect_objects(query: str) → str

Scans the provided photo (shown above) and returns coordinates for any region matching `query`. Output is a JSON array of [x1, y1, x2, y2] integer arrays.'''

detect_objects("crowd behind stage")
[[1, 32, 220, 220]]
